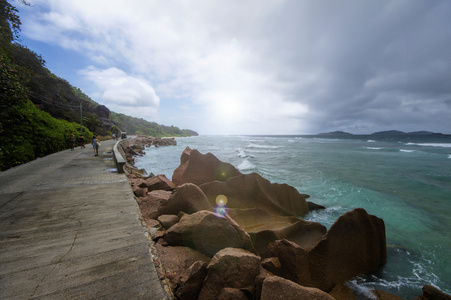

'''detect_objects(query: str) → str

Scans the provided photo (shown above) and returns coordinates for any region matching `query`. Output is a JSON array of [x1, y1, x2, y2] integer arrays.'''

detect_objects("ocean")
[[134, 135, 451, 299]]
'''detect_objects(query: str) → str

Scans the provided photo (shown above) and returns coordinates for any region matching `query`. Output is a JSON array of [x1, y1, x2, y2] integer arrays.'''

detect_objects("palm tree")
[[83, 114, 101, 133]]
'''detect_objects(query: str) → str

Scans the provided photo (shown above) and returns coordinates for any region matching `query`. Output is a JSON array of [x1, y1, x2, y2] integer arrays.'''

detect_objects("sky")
[[13, 0, 451, 135]]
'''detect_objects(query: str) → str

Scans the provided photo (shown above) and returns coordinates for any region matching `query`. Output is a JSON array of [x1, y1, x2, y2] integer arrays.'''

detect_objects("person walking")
[[69, 134, 76, 150], [79, 134, 85, 148], [112, 133, 116, 140], [92, 135, 100, 156]]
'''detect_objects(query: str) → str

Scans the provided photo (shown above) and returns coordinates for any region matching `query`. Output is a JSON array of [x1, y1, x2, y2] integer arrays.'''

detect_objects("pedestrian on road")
[[92, 135, 100, 156], [79, 135, 85, 148], [69, 134, 76, 150]]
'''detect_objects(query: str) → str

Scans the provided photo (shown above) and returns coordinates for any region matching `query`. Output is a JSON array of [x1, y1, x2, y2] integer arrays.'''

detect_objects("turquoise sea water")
[[135, 135, 451, 299]]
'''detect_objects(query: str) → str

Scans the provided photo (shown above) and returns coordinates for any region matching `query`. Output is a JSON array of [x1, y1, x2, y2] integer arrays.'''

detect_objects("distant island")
[[314, 130, 450, 143], [317, 131, 354, 136], [318, 130, 446, 136]]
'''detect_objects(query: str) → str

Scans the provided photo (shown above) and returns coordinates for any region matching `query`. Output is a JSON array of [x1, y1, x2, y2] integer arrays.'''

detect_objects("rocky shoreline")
[[118, 137, 451, 300]]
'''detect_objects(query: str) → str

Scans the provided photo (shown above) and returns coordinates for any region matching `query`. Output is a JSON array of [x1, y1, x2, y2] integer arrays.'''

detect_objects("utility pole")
[[80, 102, 83, 134]]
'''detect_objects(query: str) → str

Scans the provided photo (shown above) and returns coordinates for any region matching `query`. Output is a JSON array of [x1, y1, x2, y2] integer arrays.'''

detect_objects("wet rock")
[[372, 289, 403, 300], [164, 210, 253, 257], [329, 284, 357, 300], [158, 183, 212, 216], [172, 148, 242, 186], [198, 248, 261, 300], [260, 276, 335, 300], [307, 201, 326, 211], [416, 285, 451, 300]]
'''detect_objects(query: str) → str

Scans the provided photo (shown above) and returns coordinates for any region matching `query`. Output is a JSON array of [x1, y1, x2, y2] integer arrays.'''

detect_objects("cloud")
[[19, 0, 451, 134], [80, 66, 160, 118]]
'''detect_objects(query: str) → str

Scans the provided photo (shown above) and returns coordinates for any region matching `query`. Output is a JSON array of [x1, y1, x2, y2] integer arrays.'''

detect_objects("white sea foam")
[[400, 149, 415, 153], [237, 149, 247, 158], [238, 159, 255, 171], [365, 147, 382, 150], [367, 140, 376, 143], [346, 280, 378, 300], [448, 155, 451, 159], [247, 143, 284, 149], [406, 143, 451, 148]]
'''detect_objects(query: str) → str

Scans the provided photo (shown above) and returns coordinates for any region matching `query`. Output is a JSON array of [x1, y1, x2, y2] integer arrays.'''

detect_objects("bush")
[[0, 98, 93, 171]]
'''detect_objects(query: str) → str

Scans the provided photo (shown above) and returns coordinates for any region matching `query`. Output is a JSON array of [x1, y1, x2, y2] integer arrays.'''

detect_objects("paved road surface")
[[0, 140, 168, 299]]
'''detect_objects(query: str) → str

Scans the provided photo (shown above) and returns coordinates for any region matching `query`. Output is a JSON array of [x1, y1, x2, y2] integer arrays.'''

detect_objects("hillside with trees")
[[0, 0, 197, 171]]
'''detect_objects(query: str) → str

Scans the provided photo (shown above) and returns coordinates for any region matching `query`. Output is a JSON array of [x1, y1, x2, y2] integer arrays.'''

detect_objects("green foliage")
[[110, 112, 197, 137], [0, 0, 197, 171], [0, 0, 21, 44], [0, 96, 93, 171], [0, 37, 92, 170], [83, 114, 101, 133]]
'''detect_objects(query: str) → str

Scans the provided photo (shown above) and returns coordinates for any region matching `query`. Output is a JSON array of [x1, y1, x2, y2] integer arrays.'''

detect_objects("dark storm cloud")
[[252, 0, 451, 133]]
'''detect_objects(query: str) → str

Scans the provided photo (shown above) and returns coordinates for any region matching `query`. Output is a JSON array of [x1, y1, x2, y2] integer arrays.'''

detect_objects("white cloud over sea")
[[17, 0, 451, 134]]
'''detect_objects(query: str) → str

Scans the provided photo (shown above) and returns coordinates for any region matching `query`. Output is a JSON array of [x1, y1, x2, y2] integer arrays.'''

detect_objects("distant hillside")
[[0, 1, 196, 170], [1, 5, 196, 138], [318, 131, 354, 136], [371, 130, 407, 135], [371, 130, 444, 136], [7, 44, 197, 137]]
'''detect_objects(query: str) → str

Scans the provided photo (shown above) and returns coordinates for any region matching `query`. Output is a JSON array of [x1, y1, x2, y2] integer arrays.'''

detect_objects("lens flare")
[[213, 204, 229, 218], [216, 194, 228, 206]]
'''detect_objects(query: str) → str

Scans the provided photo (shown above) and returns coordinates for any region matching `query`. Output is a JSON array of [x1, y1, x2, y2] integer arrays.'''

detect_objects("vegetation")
[[111, 112, 197, 137], [0, 0, 196, 171]]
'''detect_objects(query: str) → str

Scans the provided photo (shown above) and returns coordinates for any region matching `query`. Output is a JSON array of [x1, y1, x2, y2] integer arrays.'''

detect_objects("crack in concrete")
[[29, 219, 82, 299]]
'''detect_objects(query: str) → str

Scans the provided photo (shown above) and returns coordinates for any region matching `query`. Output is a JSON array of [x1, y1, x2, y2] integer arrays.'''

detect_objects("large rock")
[[157, 214, 179, 230], [158, 183, 212, 216], [217, 288, 249, 300], [138, 190, 172, 221], [329, 284, 357, 300], [139, 174, 176, 192], [176, 261, 208, 300], [261, 276, 335, 300], [269, 208, 386, 292], [164, 210, 253, 257], [172, 148, 242, 186], [416, 285, 451, 300], [228, 208, 326, 257], [200, 172, 310, 217], [155, 243, 210, 295], [198, 248, 261, 300], [96, 104, 110, 119]]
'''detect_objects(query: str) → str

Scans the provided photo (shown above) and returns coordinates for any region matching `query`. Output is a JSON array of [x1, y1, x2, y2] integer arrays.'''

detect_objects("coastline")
[[119, 136, 451, 300]]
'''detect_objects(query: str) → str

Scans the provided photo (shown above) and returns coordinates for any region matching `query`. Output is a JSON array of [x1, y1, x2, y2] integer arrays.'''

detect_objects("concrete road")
[[0, 140, 168, 299]]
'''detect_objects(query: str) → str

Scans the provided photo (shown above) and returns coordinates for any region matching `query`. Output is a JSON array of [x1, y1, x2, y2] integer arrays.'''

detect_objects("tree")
[[83, 114, 101, 133]]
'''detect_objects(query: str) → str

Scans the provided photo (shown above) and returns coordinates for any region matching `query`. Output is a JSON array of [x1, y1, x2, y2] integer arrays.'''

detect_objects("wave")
[[237, 159, 256, 171], [400, 149, 415, 153], [406, 143, 451, 148], [448, 155, 451, 159], [237, 148, 247, 158], [247, 143, 284, 149], [365, 147, 382, 150], [367, 140, 376, 143]]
